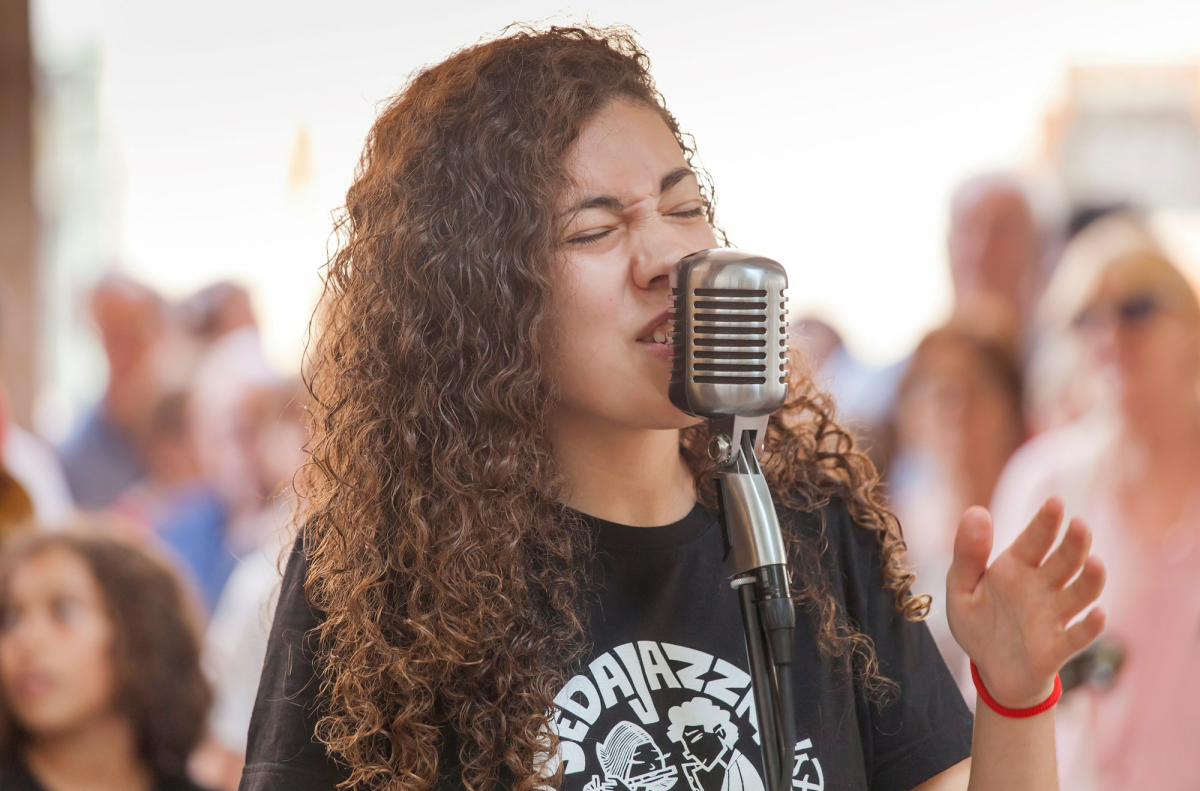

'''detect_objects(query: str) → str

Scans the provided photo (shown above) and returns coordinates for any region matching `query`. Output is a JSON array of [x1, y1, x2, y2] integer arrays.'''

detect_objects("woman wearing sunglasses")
[[991, 213, 1200, 791]]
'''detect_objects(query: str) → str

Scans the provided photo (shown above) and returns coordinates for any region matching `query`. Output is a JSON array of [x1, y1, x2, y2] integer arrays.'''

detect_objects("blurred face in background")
[[89, 278, 168, 428], [0, 548, 117, 738], [1073, 261, 1200, 415], [948, 181, 1037, 314], [895, 333, 1024, 503], [90, 280, 165, 382]]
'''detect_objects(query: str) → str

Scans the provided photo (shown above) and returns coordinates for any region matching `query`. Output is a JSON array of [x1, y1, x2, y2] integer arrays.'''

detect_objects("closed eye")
[[567, 229, 614, 246], [567, 204, 705, 246]]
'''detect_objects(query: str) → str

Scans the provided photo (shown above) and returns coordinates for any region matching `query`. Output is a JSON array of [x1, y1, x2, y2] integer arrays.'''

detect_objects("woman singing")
[[241, 25, 1106, 791]]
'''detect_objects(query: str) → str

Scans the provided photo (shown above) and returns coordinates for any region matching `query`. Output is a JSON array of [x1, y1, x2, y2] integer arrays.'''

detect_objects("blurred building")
[[0, 0, 37, 429], [1046, 64, 1200, 210], [33, 36, 124, 440]]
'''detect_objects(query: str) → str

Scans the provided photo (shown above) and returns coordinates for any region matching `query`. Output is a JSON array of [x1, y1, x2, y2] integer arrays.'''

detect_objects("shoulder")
[[267, 526, 322, 632], [991, 414, 1113, 540], [1002, 416, 1108, 487], [779, 494, 882, 565], [776, 494, 901, 617]]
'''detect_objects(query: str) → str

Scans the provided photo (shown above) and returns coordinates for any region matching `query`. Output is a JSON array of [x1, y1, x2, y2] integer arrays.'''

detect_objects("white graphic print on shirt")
[[547, 641, 824, 791]]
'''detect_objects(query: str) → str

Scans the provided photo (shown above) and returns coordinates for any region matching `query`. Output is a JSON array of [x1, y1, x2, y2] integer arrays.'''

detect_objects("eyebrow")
[[568, 167, 697, 214]]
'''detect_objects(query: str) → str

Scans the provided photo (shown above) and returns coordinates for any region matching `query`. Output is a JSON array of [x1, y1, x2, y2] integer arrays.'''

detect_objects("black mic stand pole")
[[708, 414, 797, 791]]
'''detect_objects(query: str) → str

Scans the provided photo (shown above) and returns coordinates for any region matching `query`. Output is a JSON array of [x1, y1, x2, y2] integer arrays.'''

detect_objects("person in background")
[[97, 328, 229, 611], [801, 173, 1043, 466], [887, 318, 1026, 697], [0, 527, 213, 791], [178, 282, 258, 344], [58, 274, 166, 509], [190, 379, 309, 791], [1021, 203, 1133, 435], [947, 173, 1045, 350], [121, 384, 233, 613], [184, 285, 277, 551], [794, 317, 906, 467], [990, 213, 1200, 791]]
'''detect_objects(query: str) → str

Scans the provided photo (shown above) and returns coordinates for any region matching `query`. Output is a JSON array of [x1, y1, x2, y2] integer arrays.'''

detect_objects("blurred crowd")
[[0, 173, 1198, 790], [0, 279, 306, 790], [802, 177, 1200, 791]]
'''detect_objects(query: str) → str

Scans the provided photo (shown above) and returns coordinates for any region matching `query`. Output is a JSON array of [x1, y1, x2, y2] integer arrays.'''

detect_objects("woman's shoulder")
[[991, 413, 1115, 540], [777, 492, 869, 539], [1003, 414, 1111, 487], [777, 493, 885, 573]]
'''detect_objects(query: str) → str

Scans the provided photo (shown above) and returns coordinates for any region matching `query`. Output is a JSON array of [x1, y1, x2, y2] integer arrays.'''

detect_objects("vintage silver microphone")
[[668, 249, 790, 577], [668, 248, 796, 791]]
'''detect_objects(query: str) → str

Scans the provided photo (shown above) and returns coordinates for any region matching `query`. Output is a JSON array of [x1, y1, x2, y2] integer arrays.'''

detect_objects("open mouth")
[[638, 319, 671, 345], [637, 309, 672, 346]]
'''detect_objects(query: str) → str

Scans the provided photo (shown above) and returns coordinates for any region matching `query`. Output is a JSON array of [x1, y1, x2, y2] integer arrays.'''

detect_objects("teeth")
[[652, 330, 668, 344]]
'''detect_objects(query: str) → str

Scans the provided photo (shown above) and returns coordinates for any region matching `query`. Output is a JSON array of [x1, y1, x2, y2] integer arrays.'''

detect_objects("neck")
[[23, 711, 152, 791], [550, 410, 695, 527]]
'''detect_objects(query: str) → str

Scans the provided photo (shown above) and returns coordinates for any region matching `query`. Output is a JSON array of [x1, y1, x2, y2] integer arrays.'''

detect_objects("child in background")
[[0, 528, 213, 791]]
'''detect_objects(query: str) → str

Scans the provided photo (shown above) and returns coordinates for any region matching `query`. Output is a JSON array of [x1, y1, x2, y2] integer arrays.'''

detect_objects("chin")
[[642, 404, 704, 431], [12, 707, 77, 738]]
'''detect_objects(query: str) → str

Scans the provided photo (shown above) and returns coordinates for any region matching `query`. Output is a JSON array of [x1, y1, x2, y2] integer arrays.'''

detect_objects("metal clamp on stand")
[[711, 416, 797, 791]]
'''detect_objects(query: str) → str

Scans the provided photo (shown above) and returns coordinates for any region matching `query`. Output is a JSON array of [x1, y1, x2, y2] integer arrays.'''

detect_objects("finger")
[[1041, 518, 1092, 588], [1060, 606, 1107, 662], [1008, 497, 1065, 567], [947, 506, 993, 596], [1058, 555, 1106, 621]]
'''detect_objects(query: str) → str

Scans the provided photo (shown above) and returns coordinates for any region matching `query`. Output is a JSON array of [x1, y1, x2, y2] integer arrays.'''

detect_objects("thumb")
[[947, 505, 994, 597]]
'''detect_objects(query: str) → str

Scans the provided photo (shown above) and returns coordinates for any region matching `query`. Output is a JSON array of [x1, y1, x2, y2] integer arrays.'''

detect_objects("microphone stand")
[[707, 414, 797, 791]]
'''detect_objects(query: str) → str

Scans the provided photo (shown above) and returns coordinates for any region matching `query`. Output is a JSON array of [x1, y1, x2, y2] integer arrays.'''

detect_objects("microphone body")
[[669, 249, 797, 791], [668, 248, 790, 579]]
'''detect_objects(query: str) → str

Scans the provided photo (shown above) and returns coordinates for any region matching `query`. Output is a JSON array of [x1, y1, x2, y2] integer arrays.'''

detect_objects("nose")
[[1081, 318, 1119, 362], [629, 215, 697, 292]]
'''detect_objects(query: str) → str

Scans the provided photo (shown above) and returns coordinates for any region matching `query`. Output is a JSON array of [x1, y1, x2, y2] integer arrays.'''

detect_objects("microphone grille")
[[669, 250, 789, 418]]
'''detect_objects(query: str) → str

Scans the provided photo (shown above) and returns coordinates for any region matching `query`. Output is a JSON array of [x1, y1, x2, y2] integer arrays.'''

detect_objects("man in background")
[[57, 274, 165, 509]]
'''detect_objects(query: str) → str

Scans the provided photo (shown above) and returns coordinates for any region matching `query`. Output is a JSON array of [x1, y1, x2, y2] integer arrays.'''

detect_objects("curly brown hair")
[[299, 23, 926, 791], [0, 529, 212, 781]]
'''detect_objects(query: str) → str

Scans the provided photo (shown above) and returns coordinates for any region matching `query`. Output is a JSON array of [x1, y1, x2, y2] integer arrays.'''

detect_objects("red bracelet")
[[970, 661, 1062, 718]]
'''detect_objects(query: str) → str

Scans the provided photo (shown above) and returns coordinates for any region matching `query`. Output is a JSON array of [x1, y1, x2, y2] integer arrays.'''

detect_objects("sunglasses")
[[1073, 293, 1161, 331]]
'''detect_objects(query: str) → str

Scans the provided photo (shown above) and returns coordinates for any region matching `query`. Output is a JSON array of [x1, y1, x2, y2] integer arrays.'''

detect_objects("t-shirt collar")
[[571, 502, 716, 552]]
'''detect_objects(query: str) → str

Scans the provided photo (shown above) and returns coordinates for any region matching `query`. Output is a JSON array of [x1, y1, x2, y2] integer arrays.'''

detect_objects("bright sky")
[[31, 0, 1200, 372]]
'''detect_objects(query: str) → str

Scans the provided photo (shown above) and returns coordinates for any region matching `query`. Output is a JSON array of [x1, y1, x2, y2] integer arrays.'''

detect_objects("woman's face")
[[1074, 271, 1200, 412], [0, 548, 118, 737], [552, 99, 719, 431]]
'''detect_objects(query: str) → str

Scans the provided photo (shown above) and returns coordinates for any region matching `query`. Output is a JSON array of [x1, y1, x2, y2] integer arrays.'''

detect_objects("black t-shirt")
[[240, 499, 972, 791]]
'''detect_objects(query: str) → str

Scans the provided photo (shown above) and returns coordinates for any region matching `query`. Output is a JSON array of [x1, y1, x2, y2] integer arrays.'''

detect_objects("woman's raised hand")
[[945, 497, 1107, 708]]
